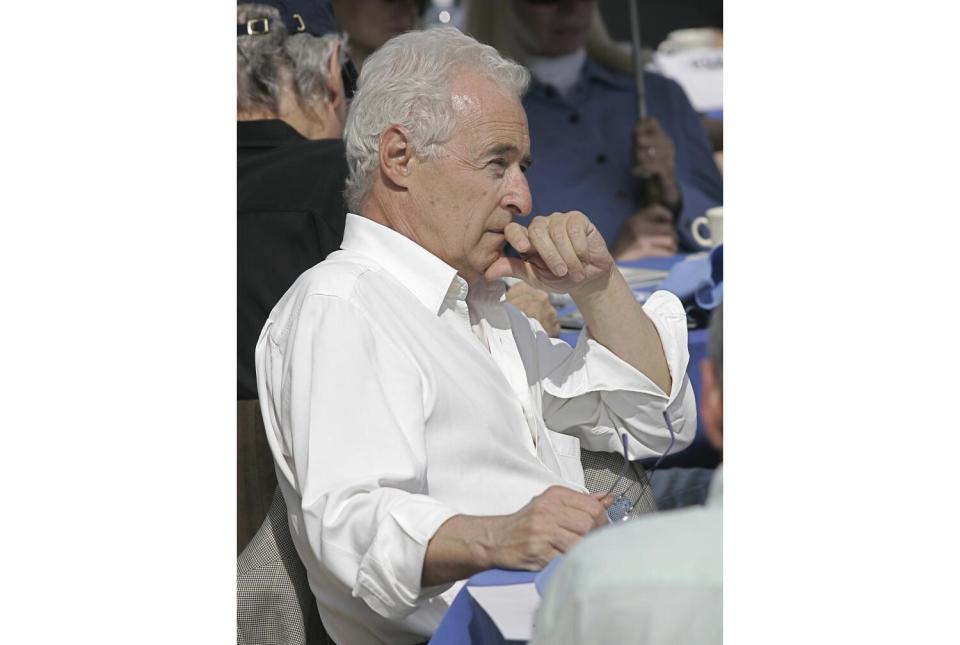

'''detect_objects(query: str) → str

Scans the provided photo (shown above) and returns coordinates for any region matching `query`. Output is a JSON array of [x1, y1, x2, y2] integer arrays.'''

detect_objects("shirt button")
[[595, 154, 607, 165], [568, 112, 580, 124]]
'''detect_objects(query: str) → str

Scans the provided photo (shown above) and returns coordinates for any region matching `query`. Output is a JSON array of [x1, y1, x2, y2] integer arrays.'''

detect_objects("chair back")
[[581, 448, 658, 519], [237, 489, 335, 645]]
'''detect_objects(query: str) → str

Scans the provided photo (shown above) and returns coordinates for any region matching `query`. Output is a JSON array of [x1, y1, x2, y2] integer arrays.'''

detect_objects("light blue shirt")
[[521, 58, 723, 252], [531, 467, 722, 645]]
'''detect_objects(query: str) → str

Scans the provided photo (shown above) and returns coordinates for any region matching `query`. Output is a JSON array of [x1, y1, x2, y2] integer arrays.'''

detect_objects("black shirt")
[[238, 120, 348, 400]]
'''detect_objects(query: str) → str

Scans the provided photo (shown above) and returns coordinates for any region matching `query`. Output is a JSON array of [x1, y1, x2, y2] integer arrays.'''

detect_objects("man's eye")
[[487, 158, 508, 176]]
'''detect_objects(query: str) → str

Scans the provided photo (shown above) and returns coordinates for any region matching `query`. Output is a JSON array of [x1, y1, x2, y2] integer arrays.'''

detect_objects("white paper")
[[654, 47, 723, 112], [467, 583, 541, 641], [619, 266, 668, 289]]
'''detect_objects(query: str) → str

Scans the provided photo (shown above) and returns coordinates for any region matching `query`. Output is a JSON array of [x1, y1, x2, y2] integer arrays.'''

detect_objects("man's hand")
[[486, 211, 614, 296], [506, 282, 560, 337], [421, 486, 613, 586], [633, 117, 681, 207], [610, 204, 679, 261], [487, 486, 612, 571]]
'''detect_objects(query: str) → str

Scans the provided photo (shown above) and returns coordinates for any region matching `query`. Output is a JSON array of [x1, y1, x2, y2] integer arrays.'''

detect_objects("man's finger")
[[592, 492, 614, 508], [528, 218, 567, 277], [566, 216, 589, 259], [555, 506, 602, 536], [554, 489, 609, 524], [549, 526, 589, 555], [504, 221, 531, 253], [549, 219, 585, 281], [485, 256, 529, 282]]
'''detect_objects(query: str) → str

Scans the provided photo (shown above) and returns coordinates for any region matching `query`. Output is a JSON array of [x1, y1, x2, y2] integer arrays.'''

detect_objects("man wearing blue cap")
[[237, 0, 354, 549]]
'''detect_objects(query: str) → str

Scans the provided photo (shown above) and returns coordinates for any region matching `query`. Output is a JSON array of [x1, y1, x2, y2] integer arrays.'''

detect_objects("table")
[[428, 569, 538, 645]]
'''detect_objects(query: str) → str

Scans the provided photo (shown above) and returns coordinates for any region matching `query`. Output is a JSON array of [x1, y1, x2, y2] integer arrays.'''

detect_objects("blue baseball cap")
[[237, 0, 337, 37]]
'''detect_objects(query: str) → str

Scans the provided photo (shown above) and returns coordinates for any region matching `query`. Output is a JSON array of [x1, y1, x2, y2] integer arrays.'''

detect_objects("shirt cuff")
[[353, 495, 459, 620], [543, 290, 690, 405]]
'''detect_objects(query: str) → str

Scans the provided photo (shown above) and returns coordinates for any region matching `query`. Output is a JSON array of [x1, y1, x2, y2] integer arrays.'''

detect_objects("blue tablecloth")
[[428, 569, 537, 645]]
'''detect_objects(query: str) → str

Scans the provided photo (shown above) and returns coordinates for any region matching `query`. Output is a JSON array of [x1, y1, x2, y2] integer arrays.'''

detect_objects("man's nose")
[[504, 170, 533, 217]]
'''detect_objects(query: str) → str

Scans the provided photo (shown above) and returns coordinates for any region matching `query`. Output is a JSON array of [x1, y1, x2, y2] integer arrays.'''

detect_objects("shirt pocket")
[[545, 430, 585, 489]]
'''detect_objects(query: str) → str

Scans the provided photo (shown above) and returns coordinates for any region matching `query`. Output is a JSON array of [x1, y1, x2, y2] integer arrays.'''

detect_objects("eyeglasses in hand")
[[606, 411, 677, 523]]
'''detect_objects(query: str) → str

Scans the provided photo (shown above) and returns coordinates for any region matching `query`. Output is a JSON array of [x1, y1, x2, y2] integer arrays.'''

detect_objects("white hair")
[[237, 3, 344, 115], [342, 26, 530, 212]]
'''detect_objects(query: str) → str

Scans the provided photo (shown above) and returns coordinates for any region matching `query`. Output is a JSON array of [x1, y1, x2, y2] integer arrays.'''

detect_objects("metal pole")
[[629, 0, 647, 121]]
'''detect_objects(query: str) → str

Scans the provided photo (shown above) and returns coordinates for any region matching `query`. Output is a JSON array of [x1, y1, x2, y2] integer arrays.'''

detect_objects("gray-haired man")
[[256, 27, 697, 645]]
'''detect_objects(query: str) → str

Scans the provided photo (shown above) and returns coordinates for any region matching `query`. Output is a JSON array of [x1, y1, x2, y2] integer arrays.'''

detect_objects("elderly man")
[[256, 27, 696, 645]]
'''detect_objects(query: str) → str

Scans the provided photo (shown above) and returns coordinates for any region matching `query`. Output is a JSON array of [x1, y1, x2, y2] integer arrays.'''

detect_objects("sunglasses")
[[339, 42, 359, 101]]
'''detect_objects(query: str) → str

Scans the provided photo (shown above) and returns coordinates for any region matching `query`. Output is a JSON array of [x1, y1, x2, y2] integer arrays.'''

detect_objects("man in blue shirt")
[[466, 0, 723, 257]]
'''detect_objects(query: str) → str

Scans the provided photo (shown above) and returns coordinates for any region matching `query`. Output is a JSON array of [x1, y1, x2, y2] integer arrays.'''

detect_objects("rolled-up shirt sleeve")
[[257, 294, 458, 620], [535, 290, 697, 459]]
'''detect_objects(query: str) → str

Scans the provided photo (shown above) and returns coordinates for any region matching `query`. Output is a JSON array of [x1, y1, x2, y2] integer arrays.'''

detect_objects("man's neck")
[[237, 101, 339, 141], [359, 194, 479, 284]]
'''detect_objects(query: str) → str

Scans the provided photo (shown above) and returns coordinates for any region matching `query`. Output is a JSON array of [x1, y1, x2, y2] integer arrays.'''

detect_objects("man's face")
[[512, 0, 595, 57], [406, 73, 533, 283]]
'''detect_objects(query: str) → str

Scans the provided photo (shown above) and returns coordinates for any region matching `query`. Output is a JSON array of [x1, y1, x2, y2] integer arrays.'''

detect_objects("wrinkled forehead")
[[448, 72, 529, 151]]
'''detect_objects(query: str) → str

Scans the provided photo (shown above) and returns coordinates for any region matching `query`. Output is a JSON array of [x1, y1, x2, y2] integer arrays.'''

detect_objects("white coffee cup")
[[658, 28, 722, 54], [691, 206, 723, 248]]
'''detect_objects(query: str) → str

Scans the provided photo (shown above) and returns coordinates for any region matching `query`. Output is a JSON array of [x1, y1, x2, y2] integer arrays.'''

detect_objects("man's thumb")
[[485, 256, 527, 282]]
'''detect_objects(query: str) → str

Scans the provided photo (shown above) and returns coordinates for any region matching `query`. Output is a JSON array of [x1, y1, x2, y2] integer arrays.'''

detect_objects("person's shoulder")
[[555, 505, 721, 592], [264, 253, 378, 342], [585, 58, 681, 98], [286, 250, 375, 301], [239, 139, 348, 220], [643, 70, 695, 107], [239, 137, 345, 181], [293, 137, 346, 163]]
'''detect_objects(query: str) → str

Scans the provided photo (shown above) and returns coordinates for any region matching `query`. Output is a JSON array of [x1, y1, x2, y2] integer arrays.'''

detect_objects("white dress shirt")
[[531, 467, 723, 645], [255, 213, 696, 645]]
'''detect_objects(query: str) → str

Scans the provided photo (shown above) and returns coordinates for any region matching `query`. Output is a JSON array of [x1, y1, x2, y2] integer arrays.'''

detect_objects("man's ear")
[[379, 125, 415, 189], [324, 42, 345, 110]]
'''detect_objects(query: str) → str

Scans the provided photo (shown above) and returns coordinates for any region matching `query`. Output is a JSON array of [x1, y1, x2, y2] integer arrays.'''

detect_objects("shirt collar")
[[340, 213, 460, 315], [525, 55, 633, 102], [526, 48, 587, 97]]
